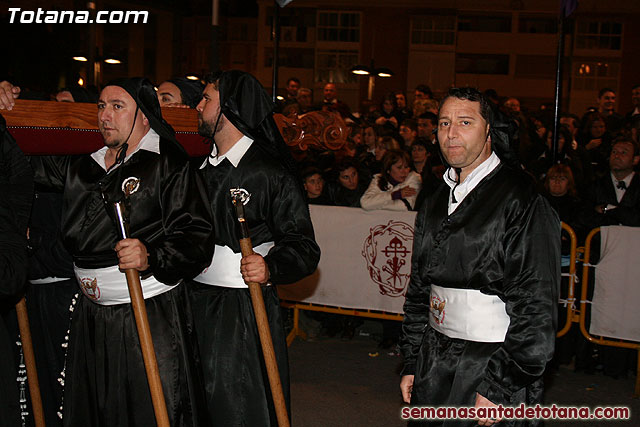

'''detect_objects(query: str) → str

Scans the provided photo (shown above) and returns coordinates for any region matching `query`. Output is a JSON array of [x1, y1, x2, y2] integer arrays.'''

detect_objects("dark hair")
[[334, 157, 359, 174], [560, 112, 581, 130], [380, 92, 398, 111], [632, 84, 640, 91], [204, 71, 222, 88], [440, 87, 493, 127], [583, 111, 607, 136], [301, 166, 323, 181], [418, 112, 438, 126], [612, 137, 640, 156], [598, 87, 616, 98], [378, 150, 410, 190], [415, 84, 433, 98], [401, 118, 417, 132], [287, 77, 301, 85]]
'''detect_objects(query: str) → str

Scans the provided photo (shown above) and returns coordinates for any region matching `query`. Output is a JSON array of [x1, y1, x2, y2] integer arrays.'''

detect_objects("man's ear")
[[141, 112, 149, 126], [633, 154, 640, 167]]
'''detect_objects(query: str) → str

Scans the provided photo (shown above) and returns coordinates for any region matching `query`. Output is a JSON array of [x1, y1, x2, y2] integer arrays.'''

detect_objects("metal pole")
[[552, 7, 566, 163], [211, 0, 220, 72], [271, 1, 281, 103]]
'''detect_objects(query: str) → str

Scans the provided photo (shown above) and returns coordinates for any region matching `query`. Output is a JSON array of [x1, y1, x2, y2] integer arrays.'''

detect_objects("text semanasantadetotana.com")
[[401, 404, 630, 421]]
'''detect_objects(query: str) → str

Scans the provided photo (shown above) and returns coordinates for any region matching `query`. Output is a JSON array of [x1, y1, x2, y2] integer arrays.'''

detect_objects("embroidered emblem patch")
[[430, 296, 446, 325], [121, 177, 140, 196], [229, 188, 251, 205], [80, 277, 100, 301]]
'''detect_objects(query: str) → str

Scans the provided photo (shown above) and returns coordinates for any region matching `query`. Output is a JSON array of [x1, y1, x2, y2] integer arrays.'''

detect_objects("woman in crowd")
[[326, 158, 368, 207], [581, 111, 613, 179], [360, 149, 422, 211], [371, 93, 401, 130]]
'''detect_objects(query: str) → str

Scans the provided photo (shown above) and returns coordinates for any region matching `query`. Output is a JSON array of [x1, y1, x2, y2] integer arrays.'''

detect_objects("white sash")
[[195, 241, 275, 288], [428, 284, 510, 342], [74, 264, 178, 305]]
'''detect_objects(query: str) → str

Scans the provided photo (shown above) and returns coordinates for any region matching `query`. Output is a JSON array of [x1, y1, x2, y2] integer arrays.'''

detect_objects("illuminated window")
[[315, 50, 359, 83], [572, 61, 620, 91], [411, 16, 456, 45]]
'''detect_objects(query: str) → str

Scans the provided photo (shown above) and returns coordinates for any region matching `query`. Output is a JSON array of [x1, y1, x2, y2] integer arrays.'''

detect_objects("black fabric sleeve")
[[148, 159, 215, 284], [399, 205, 431, 376], [263, 171, 320, 285], [476, 195, 560, 404]]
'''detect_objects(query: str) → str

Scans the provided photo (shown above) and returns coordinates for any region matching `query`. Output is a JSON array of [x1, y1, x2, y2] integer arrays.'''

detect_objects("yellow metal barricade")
[[580, 227, 640, 398], [557, 222, 579, 337]]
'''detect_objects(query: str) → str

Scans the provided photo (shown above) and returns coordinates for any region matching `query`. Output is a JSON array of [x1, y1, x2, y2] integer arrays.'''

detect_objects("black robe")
[[191, 141, 320, 427], [400, 164, 559, 426], [0, 115, 32, 427], [32, 137, 215, 427]]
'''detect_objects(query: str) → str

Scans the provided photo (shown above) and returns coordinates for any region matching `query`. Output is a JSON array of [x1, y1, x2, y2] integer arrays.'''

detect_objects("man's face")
[[437, 97, 491, 174], [610, 141, 639, 174], [324, 83, 337, 101], [297, 91, 311, 107], [504, 98, 520, 113], [396, 93, 406, 109], [560, 117, 577, 137], [196, 83, 223, 137], [598, 91, 616, 113], [157, 81, 182, 106], [98, 86, 146, 148], [399, 125, 416, 144], [338, 166, 358, 190], [632, 87, 640, 108], [286, 80, 300, 97], [417, 118, 435, 139], [415, 90, 427, 101], [304, 173, 324, 198], [55, 90, 74, 103]]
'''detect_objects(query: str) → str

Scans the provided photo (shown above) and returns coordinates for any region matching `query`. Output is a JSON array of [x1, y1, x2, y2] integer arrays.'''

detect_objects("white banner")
[[278, 205, 416, 314], [589, 226, 640, 342]]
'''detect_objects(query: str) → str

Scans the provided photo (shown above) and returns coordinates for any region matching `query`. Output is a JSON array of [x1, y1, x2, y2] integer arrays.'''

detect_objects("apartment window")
[[515, 55, 556, 79], [411, 16, 455, 45], [457, 15, 511, 33], [264, 48, 315, 68], [575, 20, 622, 50], [317, 11, 360, 42], [315, 50, 359, 83], [266, 7, 315, 42], [456, 54, 509, 75], [572, 61, 620, 91], [518, 16, 557, 34]]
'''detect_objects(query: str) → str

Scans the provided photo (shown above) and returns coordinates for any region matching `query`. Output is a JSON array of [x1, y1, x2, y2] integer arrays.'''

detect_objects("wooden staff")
[[232, 192, 290, 427], [15, 297, 45, 427], [112, 200, 170, 427]]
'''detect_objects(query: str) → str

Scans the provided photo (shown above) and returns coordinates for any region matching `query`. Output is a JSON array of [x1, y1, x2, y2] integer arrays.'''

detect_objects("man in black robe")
[[191, 70, 320, 426], [399, 88, 559, 426], [0, 111, 33, 427], [30, 78, 214, 426]]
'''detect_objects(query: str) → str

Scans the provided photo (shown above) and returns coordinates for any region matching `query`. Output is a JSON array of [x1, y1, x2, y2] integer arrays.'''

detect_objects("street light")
[[349, 60, 393, 100]]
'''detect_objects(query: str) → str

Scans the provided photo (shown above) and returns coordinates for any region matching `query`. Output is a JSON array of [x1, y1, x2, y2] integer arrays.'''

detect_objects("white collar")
[[611, 171, 634, 187], [443, 152, 501, 214], [91, 128, 160, 172], [201, 135, 253, 169]]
